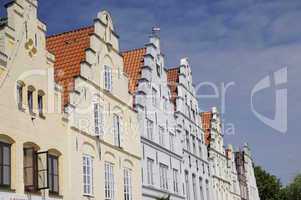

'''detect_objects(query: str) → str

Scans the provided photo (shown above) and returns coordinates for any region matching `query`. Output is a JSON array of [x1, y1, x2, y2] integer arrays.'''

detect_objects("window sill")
[[83, 194, 94, 198], [49, 193, 63, 199], [0, 186, 15, 193]]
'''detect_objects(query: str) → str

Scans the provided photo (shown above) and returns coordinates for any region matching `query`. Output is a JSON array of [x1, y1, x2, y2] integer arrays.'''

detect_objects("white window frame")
[[192, 174, 197, 200], [185, 171, 190, 200], [169, 133, 175, 152], [124, 168, 132, 200], [173, 169, 179, 193], [93, 103, 103, 136], [152, 88, 157, 107], [147, 158, 154, 185], [159, 163, 168, 190], [146, 119, 154, 140], [113, 114, 123, 147], [104, 65, 112, 92], [83, 155, 93, 196], [105, 162, 114, 200], [159, 127, 165, 146]]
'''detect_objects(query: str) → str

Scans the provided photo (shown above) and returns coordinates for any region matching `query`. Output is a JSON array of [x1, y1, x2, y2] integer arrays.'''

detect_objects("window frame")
[[0, 142, 11, 188], [17, 83, 23, 110], [123, 168, 132, 200], [146, 119, 154, 140], [83, 155, 93, 196], [104, 65, 112, 92], [147, 158, 154, 185], [23, 147, 38, 192], [159, 163, 168, 190], [48, 154, 59, 194], [27, 90, 33, 113], [104, 162, 114, 200]]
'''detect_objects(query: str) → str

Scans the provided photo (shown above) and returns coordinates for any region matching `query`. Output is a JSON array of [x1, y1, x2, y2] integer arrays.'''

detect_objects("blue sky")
[[1, 0, 300, 185]]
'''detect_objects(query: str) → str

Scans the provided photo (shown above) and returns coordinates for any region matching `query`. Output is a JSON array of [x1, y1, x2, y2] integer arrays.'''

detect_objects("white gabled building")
[[201, 107, 232, 200], [227, 145, 241, 200], [123, 32, 185, 200], [201, 108, 261, 200], [167, 58, 211, 200]]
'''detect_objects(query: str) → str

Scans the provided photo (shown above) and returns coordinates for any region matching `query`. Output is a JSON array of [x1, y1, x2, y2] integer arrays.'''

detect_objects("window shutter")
[[36, 151, 49, 190]]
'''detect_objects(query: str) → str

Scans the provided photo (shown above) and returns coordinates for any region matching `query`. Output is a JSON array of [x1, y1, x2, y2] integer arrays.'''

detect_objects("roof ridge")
[[47, 25, 94, 39], [121, 47, 146, 54]]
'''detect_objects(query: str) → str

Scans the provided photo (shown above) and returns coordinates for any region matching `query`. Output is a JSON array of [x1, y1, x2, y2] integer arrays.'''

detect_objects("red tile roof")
[[122, 48, 146, 94], [167, 67, 180, 106], [46, 26, 94, 107], [201, 112, 212, 145]]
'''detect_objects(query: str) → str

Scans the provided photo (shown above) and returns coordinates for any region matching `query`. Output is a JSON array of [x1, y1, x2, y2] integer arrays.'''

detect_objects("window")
[[199, 178, 204, 200], [113, 114, 123, 147], [206, 180, 210, 200], [105, 162, 114, 200], [93, 103, 103, 136], [146, 119, 154, 140], [198, 140, 202, 158], [192, 135, 196, 155], [159, 163, 168, 190], [159, 127, 165, 146], [152, 88, 157, 106], [0, 142, 11, 187], [186, 131, 190, 151], [185, 171, 190, 200], [124, 168, 132, 200], [147, 158, 154, 185], [163, 98, 168, 111], [173, 169, 179, 193], [48, 155, 59, 194], [192, 174, 197, 200], [83, 155, 93, 195], [169, 133, 174, 152], [38, 94, 43, 116], [28, 90, 33, 113], [104, 65, 112, 91], [17, 83, 23, 110], [24, 148, 38, 192]]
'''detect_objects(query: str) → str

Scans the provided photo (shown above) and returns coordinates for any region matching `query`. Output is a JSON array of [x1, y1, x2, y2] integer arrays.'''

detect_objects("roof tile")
[[46, 26, 94, 107]]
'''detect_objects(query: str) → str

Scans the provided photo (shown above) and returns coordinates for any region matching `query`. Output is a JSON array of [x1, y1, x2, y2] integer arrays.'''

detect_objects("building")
[[227, 145, 242, 200], [0, 0, 67, 199], [241, 144, 260, 200], [46, 10, 142, 200], [202, 107, 232, 200], [201, 108, 260, 200], [123, 32, 184, 200], [167, 58, 211, 200]]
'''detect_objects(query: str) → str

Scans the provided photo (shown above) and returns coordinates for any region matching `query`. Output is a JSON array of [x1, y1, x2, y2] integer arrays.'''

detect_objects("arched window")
[[48, 149, 61, 195], [113, 114, 123, 147], [16, 81, 25, 110], [0, 142, 11, 187], [37, 90, 45, 117], [27, 86, 35, 113], [104, 65, 112, 92]]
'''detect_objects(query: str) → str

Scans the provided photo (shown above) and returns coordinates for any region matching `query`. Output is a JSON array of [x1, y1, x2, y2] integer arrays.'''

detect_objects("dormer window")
[[104, 65, 112, 92]]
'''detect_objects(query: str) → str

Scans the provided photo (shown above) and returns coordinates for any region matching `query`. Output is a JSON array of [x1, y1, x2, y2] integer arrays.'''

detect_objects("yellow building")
[[0, 0, 141, 200], [0, 0, 68, 199], [46, 6, 142, 200]]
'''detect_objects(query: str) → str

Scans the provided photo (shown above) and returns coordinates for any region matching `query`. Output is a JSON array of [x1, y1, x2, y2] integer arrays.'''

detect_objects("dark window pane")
[[3, 166, 10, 185]]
